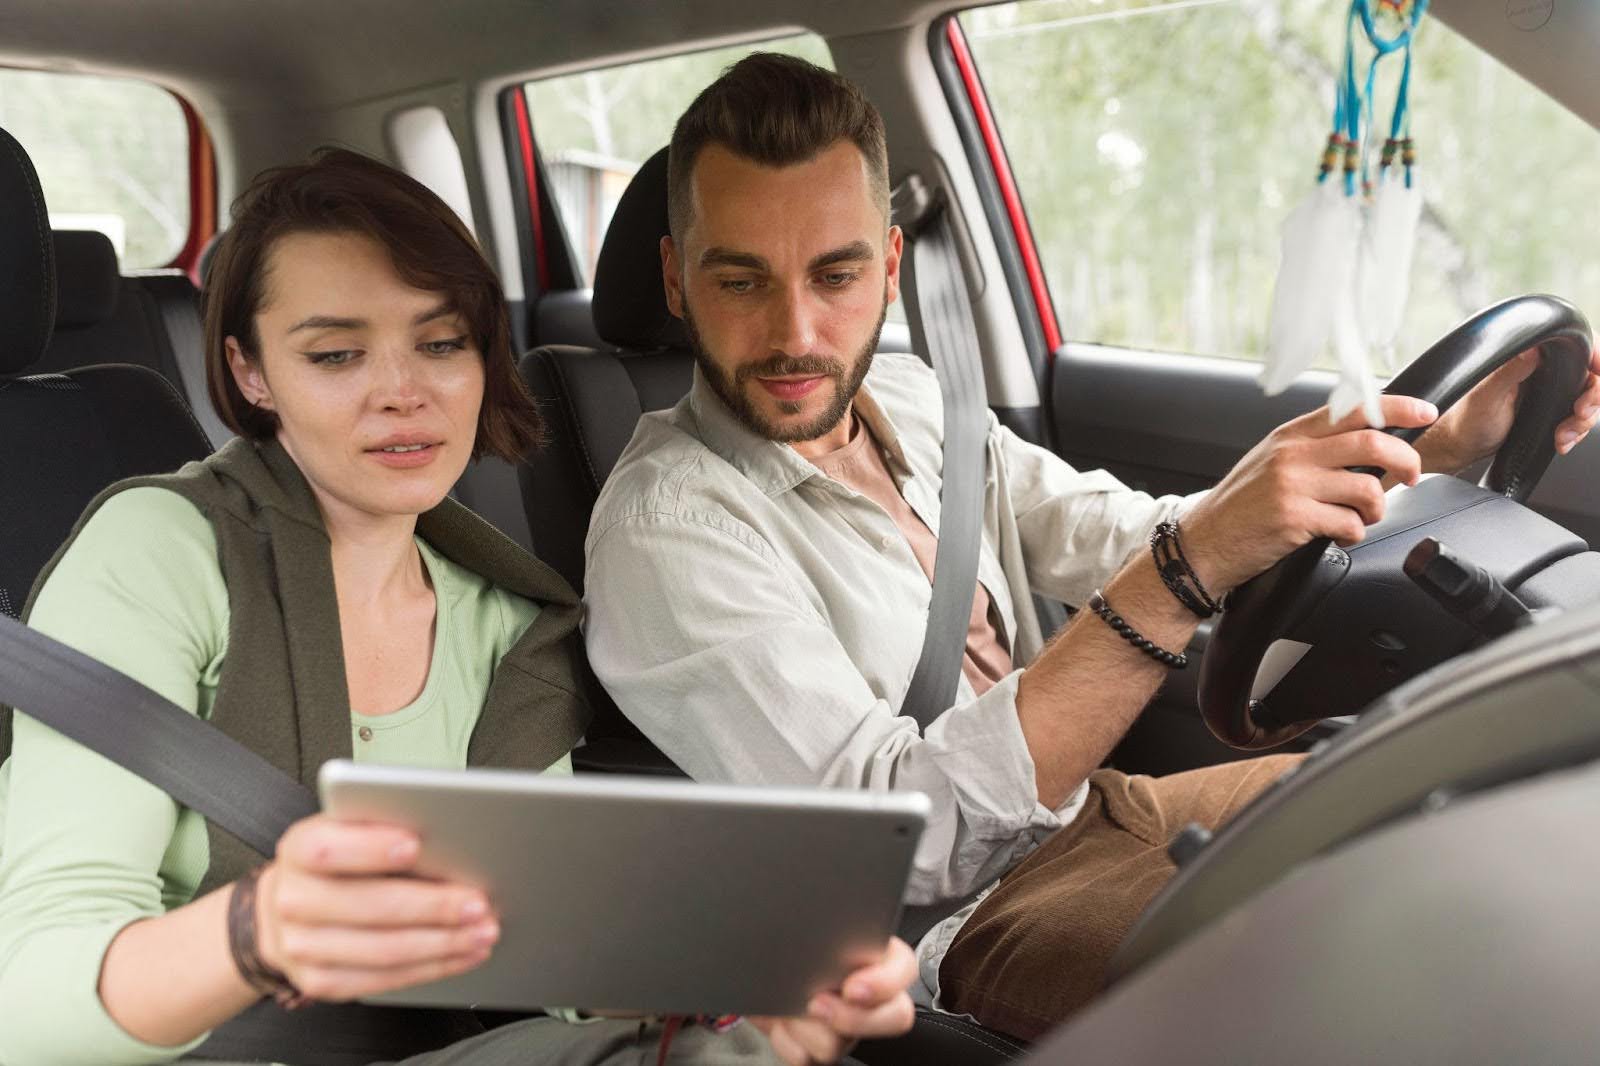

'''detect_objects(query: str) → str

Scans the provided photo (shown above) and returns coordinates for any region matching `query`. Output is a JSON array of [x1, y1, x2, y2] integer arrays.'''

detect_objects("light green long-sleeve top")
[[0, 487, 572, 1065]]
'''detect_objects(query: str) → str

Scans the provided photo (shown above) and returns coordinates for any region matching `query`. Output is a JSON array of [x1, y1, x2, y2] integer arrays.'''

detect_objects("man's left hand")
[[1421, 346, 1600, 474], [752, 937, 918, 1065]]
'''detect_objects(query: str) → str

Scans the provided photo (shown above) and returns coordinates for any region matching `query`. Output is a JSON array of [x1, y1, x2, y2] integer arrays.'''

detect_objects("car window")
[[0, 68, 191, 268], [959, 0, 1600, 364], [522, 33, 833, 283]]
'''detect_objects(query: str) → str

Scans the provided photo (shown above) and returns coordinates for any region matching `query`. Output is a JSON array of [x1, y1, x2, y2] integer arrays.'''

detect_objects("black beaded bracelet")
[[1150, 520, 1223, 619], [1087, 589, 1188, 669], [228, 865, 308, 1010]]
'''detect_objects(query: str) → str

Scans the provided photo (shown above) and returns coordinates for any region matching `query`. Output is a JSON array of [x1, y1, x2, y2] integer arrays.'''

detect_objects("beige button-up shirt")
[[584, 352, 1194, 1002]]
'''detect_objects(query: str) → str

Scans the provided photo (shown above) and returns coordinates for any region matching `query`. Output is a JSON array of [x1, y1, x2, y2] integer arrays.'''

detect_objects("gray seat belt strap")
[[893, 174, 990, 731], [0, 612, 316, 856], [143, 274, 234, 449]]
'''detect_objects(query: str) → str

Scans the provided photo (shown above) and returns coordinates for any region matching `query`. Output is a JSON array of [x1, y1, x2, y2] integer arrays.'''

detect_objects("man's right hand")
[[253, 815, 500, 1002], [1181, 395, 1440, 598]]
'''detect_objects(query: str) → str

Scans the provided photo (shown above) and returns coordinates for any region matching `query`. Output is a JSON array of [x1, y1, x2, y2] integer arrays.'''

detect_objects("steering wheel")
[[1199, 295, 1594, 750]]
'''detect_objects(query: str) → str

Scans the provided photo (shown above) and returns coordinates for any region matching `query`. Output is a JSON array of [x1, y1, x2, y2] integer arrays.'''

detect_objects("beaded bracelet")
[[1150, 519, 1224, 619], [1087, 590, 1188, 669], [228, 865, 308, 1010]]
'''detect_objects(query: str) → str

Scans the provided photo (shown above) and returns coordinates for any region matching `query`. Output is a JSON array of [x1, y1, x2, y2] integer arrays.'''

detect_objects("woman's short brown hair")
[[202, 147, 543, 462]]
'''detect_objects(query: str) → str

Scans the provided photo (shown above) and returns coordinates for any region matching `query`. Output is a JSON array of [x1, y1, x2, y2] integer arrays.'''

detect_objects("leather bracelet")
[[227, 865, 308, 1010], [1088, 590, 1188, 669], [1150, 520, 1223, 619]]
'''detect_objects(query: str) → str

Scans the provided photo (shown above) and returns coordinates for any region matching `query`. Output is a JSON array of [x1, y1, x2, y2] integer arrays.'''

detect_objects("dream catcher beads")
[[1262, 0, 1428, 426]]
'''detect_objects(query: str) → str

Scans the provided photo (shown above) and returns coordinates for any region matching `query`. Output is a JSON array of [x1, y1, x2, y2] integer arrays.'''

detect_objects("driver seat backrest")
[[519, 147, 693, 772], [0, 127, 213, 625]]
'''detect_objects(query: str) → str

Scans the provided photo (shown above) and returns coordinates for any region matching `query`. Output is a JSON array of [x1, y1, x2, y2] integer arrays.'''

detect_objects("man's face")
[[662, 140, 902, 446]]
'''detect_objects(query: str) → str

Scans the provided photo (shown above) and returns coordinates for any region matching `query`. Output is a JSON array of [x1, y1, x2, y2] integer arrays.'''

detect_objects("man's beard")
[[683, 298, 888, 444]]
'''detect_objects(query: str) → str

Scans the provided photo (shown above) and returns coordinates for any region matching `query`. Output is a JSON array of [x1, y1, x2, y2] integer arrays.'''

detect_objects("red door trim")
[[511, 88, 551, 293], [168, 92, 217, 281], [944, 19, 1062, 352]]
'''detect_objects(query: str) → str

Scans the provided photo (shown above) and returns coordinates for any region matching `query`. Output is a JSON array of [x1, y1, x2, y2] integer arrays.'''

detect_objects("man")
[[583, 54, 1600, 1041]]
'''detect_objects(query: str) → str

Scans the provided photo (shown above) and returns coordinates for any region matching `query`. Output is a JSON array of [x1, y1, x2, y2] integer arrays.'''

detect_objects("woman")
[[0, 148, 915, 1065]]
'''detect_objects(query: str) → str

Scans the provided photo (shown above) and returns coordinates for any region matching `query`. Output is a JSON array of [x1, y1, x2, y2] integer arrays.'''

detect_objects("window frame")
[[929, 13, 1063, 399], [0, 66, 217, 276], [167, 89, 218, 281]]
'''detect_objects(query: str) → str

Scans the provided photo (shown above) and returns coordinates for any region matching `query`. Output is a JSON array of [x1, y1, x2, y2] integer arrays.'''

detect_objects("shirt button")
[[879, 534, 896, 550], [358, 726, 374, 742]]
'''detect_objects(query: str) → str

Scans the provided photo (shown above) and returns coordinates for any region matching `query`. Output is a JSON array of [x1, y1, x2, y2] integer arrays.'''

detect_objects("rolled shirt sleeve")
[[992, 420, 1204, 609]]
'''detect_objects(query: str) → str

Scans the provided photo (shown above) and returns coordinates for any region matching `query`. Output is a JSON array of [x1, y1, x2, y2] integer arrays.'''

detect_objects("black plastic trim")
[[993, 404, 1045, 445]]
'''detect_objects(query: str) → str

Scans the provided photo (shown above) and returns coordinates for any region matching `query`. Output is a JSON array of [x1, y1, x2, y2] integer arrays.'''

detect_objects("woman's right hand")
[[253, 814, 500, 1002]]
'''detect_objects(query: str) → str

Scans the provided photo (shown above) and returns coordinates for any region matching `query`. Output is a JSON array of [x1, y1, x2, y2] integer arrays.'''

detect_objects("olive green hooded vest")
[[3, 436, 590, 895]]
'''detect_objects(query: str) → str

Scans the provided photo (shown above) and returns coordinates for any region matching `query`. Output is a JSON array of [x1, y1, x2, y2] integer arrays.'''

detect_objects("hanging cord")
[[1395, 42, 1419, 187], [1325, 0, 1429, 195]]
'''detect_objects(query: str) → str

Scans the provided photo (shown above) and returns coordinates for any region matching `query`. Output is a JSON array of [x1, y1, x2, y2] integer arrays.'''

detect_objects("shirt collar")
[[686, 358, 916, 496]]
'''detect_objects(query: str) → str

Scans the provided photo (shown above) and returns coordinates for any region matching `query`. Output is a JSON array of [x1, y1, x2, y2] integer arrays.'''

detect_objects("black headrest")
[[0, 126, 55, 376], [51, 230, 120, 328], [591, 147, 687, 352]]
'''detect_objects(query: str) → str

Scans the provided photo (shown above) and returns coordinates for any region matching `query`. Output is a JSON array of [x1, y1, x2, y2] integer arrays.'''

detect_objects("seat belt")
[[0, 611, 314, 856], [141, 273, 234, 450], [0, 611, 497, 1064], [891, 173, 990, 732], [890, 175, 996, 945]]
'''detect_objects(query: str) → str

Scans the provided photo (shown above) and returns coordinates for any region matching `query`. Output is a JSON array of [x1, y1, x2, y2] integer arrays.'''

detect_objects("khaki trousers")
[[939, 754, 1304, 1040]]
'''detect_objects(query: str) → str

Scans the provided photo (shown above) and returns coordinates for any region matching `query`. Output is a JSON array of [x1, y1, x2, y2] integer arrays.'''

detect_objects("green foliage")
[[963, 0, 1600, 364], [0, 70, 189, 269]]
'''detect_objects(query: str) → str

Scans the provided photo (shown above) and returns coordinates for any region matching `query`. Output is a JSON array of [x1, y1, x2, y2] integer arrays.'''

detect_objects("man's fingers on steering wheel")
[[1306, 500, 1369, 548], [1308, 469, 1390, 527], [1556, 347, 1600, 453], [1295, 394, 1438, 439], [1316, 429, 1424, 486]]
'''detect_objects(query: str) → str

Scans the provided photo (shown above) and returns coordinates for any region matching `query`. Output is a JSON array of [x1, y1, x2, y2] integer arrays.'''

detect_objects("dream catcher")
[[1262, 0, 1428, 426]]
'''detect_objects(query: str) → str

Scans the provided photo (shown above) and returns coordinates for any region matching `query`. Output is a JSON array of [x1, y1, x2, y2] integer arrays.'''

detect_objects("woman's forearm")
[[98, 883, 259, 1048]]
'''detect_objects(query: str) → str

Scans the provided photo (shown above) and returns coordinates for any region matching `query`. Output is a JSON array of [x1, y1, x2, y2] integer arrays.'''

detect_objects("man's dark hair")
[[667, 52, 890, 241], [203, 147, 544, 461]]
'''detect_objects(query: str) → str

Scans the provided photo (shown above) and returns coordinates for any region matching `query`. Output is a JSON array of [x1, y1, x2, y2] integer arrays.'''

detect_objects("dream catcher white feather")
[[1263, 0, 1427, 427]]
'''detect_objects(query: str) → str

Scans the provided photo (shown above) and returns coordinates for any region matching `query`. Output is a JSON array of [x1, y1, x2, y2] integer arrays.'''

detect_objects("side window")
[[0, 69, 192, 268], [958, 0, 1600, 363], [521, 34, 833, 282]]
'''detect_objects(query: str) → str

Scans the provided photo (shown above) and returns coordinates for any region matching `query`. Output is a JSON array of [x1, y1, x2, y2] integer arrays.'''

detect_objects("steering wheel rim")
[[1198, 294, 1594, 751]]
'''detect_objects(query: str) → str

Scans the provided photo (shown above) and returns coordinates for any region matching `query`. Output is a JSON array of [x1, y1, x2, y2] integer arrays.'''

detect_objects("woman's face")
[[227, 231, 485, 524]]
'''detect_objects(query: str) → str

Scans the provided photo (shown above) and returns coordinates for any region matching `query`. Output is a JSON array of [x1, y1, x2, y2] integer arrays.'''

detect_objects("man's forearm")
[[1015, 553, 1203, 807]]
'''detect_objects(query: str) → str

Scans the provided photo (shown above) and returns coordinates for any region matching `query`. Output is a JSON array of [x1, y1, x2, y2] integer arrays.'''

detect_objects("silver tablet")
[[317, 760, 929, 1016]]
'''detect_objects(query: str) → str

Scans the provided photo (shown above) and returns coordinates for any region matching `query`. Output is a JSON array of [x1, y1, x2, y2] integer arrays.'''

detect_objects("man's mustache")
[[735, 354, 846, 384]]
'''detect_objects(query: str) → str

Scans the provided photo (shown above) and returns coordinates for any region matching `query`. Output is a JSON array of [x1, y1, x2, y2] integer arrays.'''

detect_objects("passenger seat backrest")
[[0, 128, 212, 632], [518, 147, 691, 769], [518, 147, 693, 595], [43, 229, 230, 447]]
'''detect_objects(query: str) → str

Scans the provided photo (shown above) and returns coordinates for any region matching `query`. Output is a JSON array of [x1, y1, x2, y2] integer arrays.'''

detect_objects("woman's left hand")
[[752, 936, 918, 1065], [1423, 345, 1600, 473]]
